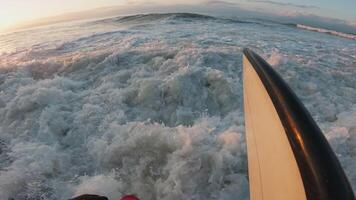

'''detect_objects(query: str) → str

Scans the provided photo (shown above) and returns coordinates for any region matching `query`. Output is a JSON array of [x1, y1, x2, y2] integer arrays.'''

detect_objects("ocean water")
[[0, 13, 355, 200]]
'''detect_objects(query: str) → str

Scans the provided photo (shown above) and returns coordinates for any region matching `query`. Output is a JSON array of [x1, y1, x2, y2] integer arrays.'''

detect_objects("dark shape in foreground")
[[69, 194, 108, 200], [70, 194, 140, 200]]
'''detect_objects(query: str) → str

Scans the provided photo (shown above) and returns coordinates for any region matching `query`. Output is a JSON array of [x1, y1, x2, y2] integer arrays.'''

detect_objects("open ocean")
[[0, 13, 355, 200]]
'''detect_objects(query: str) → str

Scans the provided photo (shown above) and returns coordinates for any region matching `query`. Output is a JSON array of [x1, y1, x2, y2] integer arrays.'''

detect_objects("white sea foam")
[[267, 50, 286, 66], [0, 13, 355, 199]]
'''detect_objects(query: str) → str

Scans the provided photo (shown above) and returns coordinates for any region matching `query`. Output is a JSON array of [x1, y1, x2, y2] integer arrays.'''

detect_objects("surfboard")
[[242, 48, 355, 200]]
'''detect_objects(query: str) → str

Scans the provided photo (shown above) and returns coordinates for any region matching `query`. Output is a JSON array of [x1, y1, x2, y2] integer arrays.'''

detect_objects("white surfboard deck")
[[243, 55, 307, 200]]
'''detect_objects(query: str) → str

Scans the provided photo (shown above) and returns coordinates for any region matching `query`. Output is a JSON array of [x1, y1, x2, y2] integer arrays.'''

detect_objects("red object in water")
[[120, 195, 140, 200]]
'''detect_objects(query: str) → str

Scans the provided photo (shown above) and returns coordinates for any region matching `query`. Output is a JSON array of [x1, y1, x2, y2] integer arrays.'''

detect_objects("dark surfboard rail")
[[243, 48, 355, 200]]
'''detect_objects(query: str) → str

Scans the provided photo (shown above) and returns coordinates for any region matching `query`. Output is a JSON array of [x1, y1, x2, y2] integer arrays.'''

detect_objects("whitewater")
[[0, 13, 355, 200]]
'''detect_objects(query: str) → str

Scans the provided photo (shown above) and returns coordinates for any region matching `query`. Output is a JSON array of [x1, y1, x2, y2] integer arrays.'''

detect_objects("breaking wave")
[[297, 24, 356, 40], [0, 12, 355, 200]]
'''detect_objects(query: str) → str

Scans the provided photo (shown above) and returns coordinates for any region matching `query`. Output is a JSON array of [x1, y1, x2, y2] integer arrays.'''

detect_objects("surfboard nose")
[[243, 48, 355, 200]]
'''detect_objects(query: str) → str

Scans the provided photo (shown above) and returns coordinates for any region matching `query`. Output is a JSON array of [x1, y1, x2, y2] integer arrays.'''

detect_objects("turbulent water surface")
[[0, 13, 356, 200]]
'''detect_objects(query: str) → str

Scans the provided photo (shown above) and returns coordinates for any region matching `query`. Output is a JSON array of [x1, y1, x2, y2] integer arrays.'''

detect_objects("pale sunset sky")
[[0, 0, 355, 31]]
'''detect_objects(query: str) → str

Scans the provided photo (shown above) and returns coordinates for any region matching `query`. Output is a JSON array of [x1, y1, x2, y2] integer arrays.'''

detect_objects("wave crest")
[[297, 24, 356, 40], [116, 13, 217, 23]]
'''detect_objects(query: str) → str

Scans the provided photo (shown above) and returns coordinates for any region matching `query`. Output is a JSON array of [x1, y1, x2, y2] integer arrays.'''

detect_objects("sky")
[[0, 0, 356, 32]]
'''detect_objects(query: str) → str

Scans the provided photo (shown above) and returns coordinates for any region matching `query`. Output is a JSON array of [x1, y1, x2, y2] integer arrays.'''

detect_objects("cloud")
[[202, 0, 239, 6], [248, 0, 318, 9], [121, 0, 160, 5]]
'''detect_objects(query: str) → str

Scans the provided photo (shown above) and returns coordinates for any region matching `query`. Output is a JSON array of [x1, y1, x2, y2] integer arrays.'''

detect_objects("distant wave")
[[116, 13, 217, 23], [111, 13, 272, 28], [296, 24, 356, 40]]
